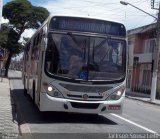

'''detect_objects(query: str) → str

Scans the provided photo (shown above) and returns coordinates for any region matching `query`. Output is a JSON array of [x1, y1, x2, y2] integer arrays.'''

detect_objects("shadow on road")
[[11, 88, 118, 126]]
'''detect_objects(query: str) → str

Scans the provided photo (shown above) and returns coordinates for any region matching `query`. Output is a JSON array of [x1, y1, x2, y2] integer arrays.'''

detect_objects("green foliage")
[[3, 0, 49, 32], [0, 23, 9, 48], [2, 0, 49, 53], [1, 0, 49, 76], [0, 23, 23, 54]]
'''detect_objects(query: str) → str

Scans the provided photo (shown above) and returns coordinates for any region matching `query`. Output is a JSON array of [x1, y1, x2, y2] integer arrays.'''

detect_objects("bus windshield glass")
[[45, 33, 126, 81]]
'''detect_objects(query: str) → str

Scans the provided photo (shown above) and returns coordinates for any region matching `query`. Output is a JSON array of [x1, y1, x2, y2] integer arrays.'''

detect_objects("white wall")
[[128, 44, 134, 68], [134, 53, 152, 63]]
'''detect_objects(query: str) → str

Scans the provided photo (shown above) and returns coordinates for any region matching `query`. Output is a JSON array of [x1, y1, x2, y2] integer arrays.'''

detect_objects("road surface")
[[9, 70, 160, 139]]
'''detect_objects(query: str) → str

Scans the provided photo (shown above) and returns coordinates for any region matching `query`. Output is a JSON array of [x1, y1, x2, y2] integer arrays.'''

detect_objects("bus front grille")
[[60, 83, 112, 93], [70, 102, 100, 109], [67, 94, 103, 100]]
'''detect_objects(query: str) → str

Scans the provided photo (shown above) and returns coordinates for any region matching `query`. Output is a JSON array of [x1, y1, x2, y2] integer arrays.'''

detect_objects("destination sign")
[[50, 16, 126, 37]]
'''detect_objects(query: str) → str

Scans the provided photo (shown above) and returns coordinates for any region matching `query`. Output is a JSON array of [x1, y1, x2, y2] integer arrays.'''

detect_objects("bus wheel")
[[24, 88, 27, 96]]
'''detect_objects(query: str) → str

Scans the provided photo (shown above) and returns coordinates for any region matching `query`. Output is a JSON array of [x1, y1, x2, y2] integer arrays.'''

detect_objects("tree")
[[0, 24, 9, 49], [2, 0, 49, 76], [0, 23, 23, 71], [0, 24, 23, 56]]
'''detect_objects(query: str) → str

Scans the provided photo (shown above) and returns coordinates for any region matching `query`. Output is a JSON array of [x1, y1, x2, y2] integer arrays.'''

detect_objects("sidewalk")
[[0, 78, 19, 138], [126, 90, 160, 106]]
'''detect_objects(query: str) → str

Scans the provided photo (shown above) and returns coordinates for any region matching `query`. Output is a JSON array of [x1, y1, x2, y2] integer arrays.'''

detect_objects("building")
[[127, 23, 160, 94]]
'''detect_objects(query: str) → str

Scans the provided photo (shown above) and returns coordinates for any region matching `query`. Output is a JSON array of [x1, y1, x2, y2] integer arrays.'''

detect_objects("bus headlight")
[[43, 83, 63, 98], [48, 90, 63, 98], [107, 87, 125, 100], [48, 86, 53, 92]]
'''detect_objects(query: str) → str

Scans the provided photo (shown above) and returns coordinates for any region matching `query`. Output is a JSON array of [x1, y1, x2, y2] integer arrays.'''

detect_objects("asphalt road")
[[9, 70, 160, 139]]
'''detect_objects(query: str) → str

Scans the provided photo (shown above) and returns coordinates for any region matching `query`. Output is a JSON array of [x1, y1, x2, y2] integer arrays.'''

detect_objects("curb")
[[9, 79, 34, 139], [125, 96, 160, 106]]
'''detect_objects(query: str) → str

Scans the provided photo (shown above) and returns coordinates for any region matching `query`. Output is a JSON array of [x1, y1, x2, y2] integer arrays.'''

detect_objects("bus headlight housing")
[[43, 83, 63, 98], [107, 87, 125, 100], [47, 86, 63, 98]]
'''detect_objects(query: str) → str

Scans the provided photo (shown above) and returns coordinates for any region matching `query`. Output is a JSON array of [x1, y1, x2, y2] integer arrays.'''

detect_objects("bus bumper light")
[[64, 103, 68, 109], [108, 105, 121, 110]]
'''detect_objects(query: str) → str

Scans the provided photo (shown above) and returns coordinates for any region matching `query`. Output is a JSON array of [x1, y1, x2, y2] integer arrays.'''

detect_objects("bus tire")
[[24, 88, 27, 96]]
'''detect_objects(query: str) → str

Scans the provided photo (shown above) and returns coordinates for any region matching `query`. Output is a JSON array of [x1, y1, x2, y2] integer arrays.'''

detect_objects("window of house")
[[144, 39, 156, 53]]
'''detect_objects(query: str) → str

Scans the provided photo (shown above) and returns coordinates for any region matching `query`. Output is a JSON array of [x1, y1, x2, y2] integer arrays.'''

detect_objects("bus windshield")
[[45, 32, 126, 81]]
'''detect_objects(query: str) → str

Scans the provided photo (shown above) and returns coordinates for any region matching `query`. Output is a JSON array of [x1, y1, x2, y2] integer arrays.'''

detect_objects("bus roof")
[[49, 14, 124, 25], [35, 14, 125, 35]]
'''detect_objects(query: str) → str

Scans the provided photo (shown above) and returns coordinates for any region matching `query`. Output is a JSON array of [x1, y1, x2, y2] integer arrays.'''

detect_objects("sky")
[[2, 0, 159, 28], [1, 0, 159, 60], [1, 0, 159, 39]]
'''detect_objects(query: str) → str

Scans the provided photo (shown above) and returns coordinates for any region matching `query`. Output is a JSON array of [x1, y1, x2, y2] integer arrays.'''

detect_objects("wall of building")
[[133, 35, 145, 54], [127, 28, 155, 94]]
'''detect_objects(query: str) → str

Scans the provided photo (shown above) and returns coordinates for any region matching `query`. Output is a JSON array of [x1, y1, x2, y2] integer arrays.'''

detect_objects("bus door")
[[36, 28, 47, 106], [28, 44, 34, 97]]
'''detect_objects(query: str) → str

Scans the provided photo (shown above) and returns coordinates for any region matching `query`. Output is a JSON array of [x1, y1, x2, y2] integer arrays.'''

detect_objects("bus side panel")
[[36, 50, 44, 106], [23, 43, 32, 95], [36, 27, 47, 107]]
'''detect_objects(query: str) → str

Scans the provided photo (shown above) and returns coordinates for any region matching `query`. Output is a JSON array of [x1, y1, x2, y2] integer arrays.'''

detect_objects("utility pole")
[[150, 1, 160, 102]]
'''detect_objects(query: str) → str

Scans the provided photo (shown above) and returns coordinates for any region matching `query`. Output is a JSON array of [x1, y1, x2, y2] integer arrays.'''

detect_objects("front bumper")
[[40, 92, 125, 114]]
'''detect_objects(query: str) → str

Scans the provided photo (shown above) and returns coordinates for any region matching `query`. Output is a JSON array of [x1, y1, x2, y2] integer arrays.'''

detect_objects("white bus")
[[22, 15, 127, 114]]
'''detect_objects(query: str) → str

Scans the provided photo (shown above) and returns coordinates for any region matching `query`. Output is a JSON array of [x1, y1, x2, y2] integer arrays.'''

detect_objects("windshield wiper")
[[67, 32, 80, 48], [94, 36, 110, 50]]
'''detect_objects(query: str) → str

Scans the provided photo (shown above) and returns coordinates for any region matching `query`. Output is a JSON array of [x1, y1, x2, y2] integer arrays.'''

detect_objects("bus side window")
[[39, 30, 43, 43], [36, 33, 40, 45], [23, 42, 30, 72]]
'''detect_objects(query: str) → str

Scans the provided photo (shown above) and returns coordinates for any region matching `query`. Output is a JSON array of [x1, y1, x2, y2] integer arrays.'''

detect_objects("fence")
[[126, 63, 152, 94], [127, 66, 160, 99]]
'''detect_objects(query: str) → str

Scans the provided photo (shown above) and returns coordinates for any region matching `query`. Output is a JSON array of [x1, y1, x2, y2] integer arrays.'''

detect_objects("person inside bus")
[[94, 41, 119, 72], [68, 38, 86, 78], [58, 36, 84, 77], [68, 55, 83, 78]]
